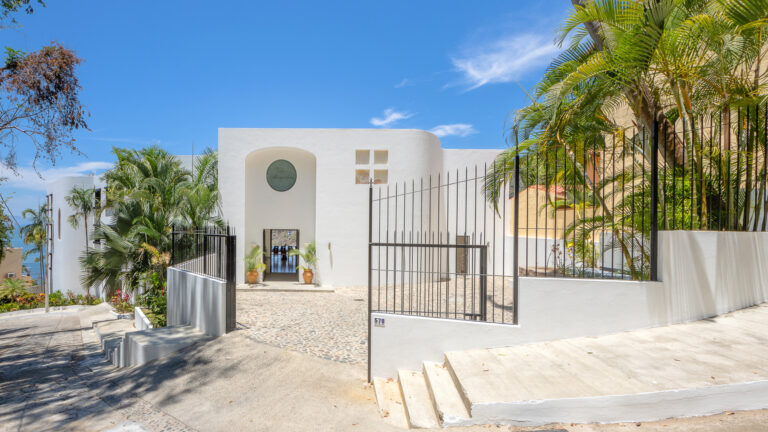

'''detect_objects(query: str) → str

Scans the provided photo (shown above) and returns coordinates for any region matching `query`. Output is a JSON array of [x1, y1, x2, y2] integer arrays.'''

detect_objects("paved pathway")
[[1, 307, 768, 431], [236, 286, 368, 364], [0, 310, 191, 432]]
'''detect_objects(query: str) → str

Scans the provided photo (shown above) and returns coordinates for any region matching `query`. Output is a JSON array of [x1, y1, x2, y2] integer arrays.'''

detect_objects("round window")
[[266, 159, 297, 192]]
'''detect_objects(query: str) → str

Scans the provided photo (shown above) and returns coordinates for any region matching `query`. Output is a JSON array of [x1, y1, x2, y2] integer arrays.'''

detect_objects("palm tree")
[[485, 0, 768, 279], [65, 185, 96, 252], [182, 149, 223, 229], [20, 204, 48, 287], [81, 146, 199, 297]]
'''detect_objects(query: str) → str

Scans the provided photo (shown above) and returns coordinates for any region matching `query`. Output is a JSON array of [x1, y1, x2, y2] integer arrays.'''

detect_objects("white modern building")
[[46, 133, 501, 294], [218, 129, 501, 287]]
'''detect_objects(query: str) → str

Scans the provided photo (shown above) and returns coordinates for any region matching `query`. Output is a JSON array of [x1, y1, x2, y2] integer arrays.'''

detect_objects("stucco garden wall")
[[167, 267, 226, 337]]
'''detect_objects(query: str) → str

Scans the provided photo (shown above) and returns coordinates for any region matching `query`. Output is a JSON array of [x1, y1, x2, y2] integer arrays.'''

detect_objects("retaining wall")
[[371, 230, 768, 378], [167, 267, 226, 337]]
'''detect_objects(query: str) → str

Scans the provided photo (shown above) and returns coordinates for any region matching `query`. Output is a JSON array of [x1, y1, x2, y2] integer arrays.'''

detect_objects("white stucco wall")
[[370, 230, 768, 378], [219, 129, 502, 287], [167, 267, 226, 337]]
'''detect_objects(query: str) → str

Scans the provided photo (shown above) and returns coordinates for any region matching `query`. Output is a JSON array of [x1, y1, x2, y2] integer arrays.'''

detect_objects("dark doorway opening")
[[263, 229, 299, 281]]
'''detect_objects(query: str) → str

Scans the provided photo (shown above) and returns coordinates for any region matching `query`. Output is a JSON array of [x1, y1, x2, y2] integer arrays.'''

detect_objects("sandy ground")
[[2, 307, 768, 431]]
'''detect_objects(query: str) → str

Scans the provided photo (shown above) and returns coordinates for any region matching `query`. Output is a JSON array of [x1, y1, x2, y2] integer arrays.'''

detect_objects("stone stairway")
[[373, 303, 768, 428]]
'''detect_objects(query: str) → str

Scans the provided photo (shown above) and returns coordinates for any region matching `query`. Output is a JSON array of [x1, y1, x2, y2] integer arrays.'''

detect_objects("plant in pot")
[[245, 245, 266, 284], [288, 241, 317, 284]]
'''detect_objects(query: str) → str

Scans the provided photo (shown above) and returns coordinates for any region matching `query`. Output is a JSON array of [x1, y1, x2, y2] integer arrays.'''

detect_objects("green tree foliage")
[[65, 185, 96, 252], [19, 203, 47, 286], [0, 4, 88, 173], [80, 147, 221, 298], [486, 0, 768, 279]]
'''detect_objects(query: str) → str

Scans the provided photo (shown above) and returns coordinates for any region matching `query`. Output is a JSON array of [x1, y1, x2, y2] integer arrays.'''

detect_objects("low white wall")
[[370, 230, 768, 378], [167, 268, 226, 337], [134, 306, 153, 331]]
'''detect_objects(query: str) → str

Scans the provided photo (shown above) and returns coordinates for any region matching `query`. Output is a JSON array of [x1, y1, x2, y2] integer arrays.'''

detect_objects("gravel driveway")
[[236, 286, 368, 364]]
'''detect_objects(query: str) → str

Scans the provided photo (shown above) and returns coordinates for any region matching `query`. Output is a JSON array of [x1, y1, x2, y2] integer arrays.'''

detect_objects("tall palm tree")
[[485, 0, 768, 278], [182, 149, 223, 229], [20, 204, 48, 287], [65, 185, 96, 252], [82, 146, 197, 297]]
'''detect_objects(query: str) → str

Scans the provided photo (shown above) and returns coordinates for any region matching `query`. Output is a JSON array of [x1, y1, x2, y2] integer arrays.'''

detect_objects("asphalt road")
[[1, 307, 768, 432]]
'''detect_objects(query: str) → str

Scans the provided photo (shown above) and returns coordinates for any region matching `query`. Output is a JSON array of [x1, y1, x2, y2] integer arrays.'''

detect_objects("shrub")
[[110, 289, 133, 313], [0, 278, 30, 302]]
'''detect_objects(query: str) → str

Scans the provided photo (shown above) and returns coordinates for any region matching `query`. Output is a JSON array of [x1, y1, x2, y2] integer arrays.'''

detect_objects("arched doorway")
[[244, 147, 316, 282]]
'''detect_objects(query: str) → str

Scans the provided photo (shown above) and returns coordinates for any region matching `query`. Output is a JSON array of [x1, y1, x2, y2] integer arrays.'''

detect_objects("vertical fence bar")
[[479, 246, 487, 322], [226, 225, 236, 333], [512, 152, 520, 325], [650, 117, 659, 281]]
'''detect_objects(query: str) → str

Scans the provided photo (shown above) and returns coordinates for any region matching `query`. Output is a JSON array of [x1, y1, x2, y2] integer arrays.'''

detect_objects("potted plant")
[[288, 241, 317, 284], [245, 245, 266, 284]]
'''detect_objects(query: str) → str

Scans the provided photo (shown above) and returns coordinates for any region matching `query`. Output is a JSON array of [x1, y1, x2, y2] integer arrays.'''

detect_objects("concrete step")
[[94, 319, 136, 367], [397, 370, 439, 429], [372, 377, 408, 429], [422, 361, 471, 426], [438, 303, 768, 426], [123, 325, 211, 367]]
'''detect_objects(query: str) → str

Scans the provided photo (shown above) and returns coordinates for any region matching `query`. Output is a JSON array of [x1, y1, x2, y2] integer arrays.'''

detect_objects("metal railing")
[[366, 106, 768, 327], [170, 225, 237, 332]]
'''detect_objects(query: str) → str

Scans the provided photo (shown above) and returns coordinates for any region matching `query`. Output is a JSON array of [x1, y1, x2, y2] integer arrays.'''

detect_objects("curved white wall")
[[47, 175, 103, 297], [244, 147, 316, 279]]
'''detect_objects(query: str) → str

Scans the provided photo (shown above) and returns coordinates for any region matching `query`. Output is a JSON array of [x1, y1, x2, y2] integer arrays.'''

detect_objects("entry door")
[[263, 229, 300, 279], [263, 229, 272, 276]]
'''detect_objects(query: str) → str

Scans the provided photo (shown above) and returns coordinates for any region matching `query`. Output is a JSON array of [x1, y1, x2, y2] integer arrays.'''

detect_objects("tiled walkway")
[[236, 286, 368, 364]]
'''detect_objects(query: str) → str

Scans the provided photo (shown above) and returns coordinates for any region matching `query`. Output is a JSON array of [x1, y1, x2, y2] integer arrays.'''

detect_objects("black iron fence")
[[367, 106, 768, 328], [367, 168, 515, 326], [170, 225, 236, 332]]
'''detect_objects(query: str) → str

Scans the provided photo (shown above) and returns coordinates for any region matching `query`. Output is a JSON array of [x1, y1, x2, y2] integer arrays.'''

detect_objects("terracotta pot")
[[247, 270, 259, 284], [302, 269, 314, 284]]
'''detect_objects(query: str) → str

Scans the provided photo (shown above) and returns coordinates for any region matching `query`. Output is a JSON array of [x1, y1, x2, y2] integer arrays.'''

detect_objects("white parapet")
[[167, 267, 227, 337]]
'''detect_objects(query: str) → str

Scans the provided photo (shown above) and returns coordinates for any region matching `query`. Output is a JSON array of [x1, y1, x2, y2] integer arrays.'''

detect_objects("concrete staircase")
[[373, 360, 471, 429], [373, 303, 768, 428], [86, 304, 212, 368], [95, 319, 137, 367]]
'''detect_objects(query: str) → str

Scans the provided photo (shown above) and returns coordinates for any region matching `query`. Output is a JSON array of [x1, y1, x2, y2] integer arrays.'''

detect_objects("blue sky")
[[0, 0, 570, 218]]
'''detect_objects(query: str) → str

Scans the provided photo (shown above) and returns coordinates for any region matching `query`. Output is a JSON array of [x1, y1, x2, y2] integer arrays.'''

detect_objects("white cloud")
[[451, 33, 559, 90], [0, 161, 113, 192], [429, 124, 477, 138], [370, 108, 413, 127], [394, 78, 410, 88]]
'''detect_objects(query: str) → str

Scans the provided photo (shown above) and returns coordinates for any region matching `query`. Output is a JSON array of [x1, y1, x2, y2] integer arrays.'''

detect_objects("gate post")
[[367, 179, 373, 382], [650, 118, 659, 281], [512, 149, 521, 325], [479, 246, 487, 321], [225, 225, 236, 333]]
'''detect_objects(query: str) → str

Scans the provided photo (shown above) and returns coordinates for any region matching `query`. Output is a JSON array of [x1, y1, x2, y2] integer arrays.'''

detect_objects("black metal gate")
[[171, 226, 237, 333]]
